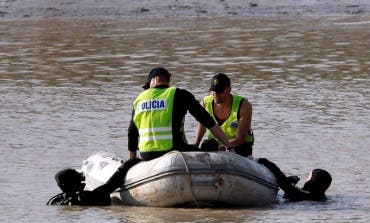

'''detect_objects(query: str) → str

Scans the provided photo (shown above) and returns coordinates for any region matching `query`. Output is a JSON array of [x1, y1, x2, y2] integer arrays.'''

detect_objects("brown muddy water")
[[0, 17, 369, 223]]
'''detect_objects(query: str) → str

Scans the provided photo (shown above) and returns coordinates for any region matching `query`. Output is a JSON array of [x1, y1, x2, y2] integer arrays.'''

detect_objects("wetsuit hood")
[[302, 169, 332, 197], [55, 168, 85, 194]]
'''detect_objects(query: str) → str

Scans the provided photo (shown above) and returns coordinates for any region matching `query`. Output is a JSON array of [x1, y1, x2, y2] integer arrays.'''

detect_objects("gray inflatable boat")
[[81, 151, 278, 207]]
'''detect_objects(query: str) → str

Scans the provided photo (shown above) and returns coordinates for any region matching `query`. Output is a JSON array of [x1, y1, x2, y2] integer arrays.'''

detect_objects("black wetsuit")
[[47, 158, 141, 205], [128, 85, 216, 161], [257, 158, 327, 201]]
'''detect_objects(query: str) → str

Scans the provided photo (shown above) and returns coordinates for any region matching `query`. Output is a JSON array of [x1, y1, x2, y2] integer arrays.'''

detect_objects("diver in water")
[[257, 158, 332, 201], [47, 158, 141, 206]]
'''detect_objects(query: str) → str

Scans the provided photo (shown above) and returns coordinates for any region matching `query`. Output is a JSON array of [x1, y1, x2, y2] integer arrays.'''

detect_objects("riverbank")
[[1, 0, 370, 19]]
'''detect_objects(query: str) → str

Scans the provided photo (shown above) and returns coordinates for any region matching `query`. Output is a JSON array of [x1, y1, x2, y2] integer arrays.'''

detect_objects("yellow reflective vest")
[[203, 94, 253, 143], [133, 87, 176, 152]]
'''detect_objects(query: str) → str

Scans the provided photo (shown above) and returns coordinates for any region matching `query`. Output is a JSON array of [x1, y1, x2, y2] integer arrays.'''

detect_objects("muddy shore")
[[1, 0, 370, 19]]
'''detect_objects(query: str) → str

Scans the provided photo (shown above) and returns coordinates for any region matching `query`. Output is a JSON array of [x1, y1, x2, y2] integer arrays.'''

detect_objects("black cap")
[[209, 73, 231, 93], [143, 67, 171, 89]]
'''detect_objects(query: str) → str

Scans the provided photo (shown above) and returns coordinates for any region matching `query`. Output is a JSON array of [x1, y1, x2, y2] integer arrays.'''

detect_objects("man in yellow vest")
[[128, 67, 232, 161], [194, 73, 254, 157]]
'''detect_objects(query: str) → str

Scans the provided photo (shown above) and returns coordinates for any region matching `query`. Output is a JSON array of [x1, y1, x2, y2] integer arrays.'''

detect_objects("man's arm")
[[230, 98, 252, 146], [194, 123, 206, 147], [181, 89, 231, 148], [128, 108, 138, 159], [129, 151, 137, 159], [208, 124, 231, 148], [257, 158, 308, 201], [193, 100, 206, 147]]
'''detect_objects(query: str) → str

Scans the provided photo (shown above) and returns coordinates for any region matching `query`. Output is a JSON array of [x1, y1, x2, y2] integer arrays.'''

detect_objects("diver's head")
[[55, 168, 85, 194], [302, 169, 332, 197]]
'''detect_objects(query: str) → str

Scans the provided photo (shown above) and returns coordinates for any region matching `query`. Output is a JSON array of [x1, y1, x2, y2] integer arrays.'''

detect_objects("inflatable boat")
[[81, 151, 278, 207]]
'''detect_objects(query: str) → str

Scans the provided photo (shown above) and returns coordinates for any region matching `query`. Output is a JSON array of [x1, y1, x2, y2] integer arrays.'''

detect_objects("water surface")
[[0, 17, 369, 223]]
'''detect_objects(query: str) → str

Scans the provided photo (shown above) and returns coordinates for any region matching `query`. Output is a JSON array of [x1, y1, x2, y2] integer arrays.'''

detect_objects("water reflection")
[[2, 18, 369, 87], [0, 17, 369, 223]]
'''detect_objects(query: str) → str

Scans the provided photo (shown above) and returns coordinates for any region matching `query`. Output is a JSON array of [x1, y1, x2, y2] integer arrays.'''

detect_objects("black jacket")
[[47, 158, 141, 206]]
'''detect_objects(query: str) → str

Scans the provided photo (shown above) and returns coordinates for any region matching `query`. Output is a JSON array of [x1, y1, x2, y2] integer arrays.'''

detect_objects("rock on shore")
[[1, 0, 370, 19]]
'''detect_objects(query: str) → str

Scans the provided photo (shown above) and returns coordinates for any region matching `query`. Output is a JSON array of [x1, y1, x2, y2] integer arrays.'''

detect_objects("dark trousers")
[[200, 139, 253, 157], [140, 144, 200, 161]]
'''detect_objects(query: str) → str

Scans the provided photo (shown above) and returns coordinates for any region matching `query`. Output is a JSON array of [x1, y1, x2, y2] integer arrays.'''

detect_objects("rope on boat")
[[173, 150, 199, 207]]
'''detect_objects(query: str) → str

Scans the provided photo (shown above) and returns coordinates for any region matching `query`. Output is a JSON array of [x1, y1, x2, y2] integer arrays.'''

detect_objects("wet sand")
[[1, 0, 370, 19]]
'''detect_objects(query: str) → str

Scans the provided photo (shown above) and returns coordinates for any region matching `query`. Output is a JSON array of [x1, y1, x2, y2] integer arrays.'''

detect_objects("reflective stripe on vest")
[[203, 94, 253, 143], [133, 87, 176, 152]]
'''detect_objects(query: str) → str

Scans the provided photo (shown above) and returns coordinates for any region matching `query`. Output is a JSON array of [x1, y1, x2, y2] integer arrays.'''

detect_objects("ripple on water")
[[0, 17, 369, 223]]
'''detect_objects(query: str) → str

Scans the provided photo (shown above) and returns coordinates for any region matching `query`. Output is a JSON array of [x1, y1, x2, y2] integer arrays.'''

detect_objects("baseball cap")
[[142, 67, 171, 89], [209, 73, 230, 93]]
